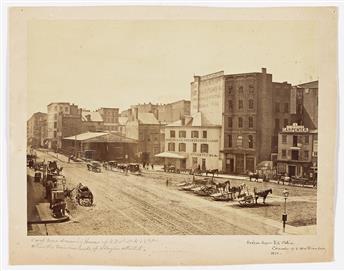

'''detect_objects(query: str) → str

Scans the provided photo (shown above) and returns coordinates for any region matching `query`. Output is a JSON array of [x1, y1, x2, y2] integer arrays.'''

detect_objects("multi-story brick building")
[[125, 108, 161, 164], [276, 123, 317, 178], [271, 83, 304, 157], [157, 112, 222, 171], [191, 68, 303, 174], [27, 112, 47, 148], [47, 102, 82, 149], [97, 107, 120, 131]]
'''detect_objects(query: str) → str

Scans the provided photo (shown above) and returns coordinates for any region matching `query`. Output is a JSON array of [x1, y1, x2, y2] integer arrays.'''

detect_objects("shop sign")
[[282, 123, 309, 133]]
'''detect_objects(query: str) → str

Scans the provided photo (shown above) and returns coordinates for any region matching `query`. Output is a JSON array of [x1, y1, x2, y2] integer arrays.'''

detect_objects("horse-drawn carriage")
[[47, 160, 63, 175], [193, 184, 218, 196], [238, 188, 273, 206], [75, 183, 93, 206], [165, 165, 180, 173], [87, 161, 102, 173], [248, 171, 267, 182], [34, 161, 46, 172], [103, 161, 118, 170], [210, 182, 246, 201], [178, 177, 212, 191], [128, 163, 141, 175]]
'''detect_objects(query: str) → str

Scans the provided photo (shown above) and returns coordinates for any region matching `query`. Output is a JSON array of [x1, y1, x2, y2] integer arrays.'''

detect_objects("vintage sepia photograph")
[[25, 17, 320, 236], [5, 3, 340, 266]]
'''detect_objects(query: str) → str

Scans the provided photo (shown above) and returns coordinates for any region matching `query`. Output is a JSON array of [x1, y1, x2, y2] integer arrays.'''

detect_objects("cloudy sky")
[[27, 19, 317, 117]]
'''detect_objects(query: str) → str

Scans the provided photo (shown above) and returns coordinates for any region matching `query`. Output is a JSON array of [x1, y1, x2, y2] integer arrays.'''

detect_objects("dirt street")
[[30, 151, 316, 235]]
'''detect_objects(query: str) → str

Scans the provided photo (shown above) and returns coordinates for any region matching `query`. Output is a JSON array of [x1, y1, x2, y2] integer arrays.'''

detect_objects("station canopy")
[[64, 132, 137, 144], [155, 152, 187, 159]]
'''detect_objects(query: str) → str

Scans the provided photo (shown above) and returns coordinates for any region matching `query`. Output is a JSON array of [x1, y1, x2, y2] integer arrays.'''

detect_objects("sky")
[[27, 19, 317, 117]]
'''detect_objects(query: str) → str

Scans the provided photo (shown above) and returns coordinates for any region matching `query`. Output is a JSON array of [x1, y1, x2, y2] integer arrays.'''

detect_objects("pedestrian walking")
[[151, 164, 154, 170], [166, 178, 169, 187]]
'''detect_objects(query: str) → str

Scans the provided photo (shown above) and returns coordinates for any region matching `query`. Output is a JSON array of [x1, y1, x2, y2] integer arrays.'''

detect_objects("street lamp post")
[[282, 188, 289, 233]]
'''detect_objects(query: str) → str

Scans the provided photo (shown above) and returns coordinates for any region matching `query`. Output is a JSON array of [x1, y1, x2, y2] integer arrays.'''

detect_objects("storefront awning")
[[155, 152, 187, 159]]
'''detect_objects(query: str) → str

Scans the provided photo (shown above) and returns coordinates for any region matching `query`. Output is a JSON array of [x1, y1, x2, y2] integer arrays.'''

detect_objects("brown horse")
[[254, 188, 272, 204], [230, 183, 246, 198], [216, 181, 230, 193]]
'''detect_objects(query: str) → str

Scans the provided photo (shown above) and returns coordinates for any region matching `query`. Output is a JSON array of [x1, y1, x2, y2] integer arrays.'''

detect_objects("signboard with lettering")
[[192, 153, 218, 158], [282, 123, 309, 133]]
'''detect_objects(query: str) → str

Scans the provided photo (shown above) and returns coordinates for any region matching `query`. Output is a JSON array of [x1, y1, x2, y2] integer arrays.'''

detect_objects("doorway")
[[288, 165, 296, 177], [202, 159, 206, 171]]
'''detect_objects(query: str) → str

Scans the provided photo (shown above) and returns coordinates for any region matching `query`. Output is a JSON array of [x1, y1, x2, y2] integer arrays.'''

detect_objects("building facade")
[[62, 132, 138, 161], [125, 108, 161, 163], [97, 107, 120, 131], [157, 100, 191, 123], [191, 68, 303, 174], [160, 112, 222, 171], [47, 102, 82, 149], [276, 123, 317, 178], [297, 81, 318, 129], [81, 110, 104, 132], [127, 100, 191, 124], [27, 112, 47, 148]]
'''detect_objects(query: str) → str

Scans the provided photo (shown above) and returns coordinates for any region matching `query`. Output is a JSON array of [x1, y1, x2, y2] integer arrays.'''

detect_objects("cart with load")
[[238, 194, 256, 206], [87, 161, 102, 173], [76, 183, 94, 206], [210, 191, 234, 201], [128, 163, 141, 175]]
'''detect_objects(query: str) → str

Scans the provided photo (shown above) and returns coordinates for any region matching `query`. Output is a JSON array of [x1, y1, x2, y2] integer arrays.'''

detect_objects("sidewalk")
[[35, 203, 69, 224], [27, 169, 70, 225]]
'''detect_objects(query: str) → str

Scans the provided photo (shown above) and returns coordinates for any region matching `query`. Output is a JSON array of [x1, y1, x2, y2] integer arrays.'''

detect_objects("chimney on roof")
[[131, 107, 138, 121], [261, 68, 267, 74]]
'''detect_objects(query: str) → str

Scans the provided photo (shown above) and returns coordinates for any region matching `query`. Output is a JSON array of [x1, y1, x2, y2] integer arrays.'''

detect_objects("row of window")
[[281, 134, 310, 144], [228, 99, 255, 111], [227, 101, 290, 114], [281, 149, 309, 160], [170, 130, 207, 139], [50, 105, 69, 113], [228, 134, 254, 149], [228, 85, 255, 96], [227, 116, 254, 129], [167, 142, 209, 153]]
